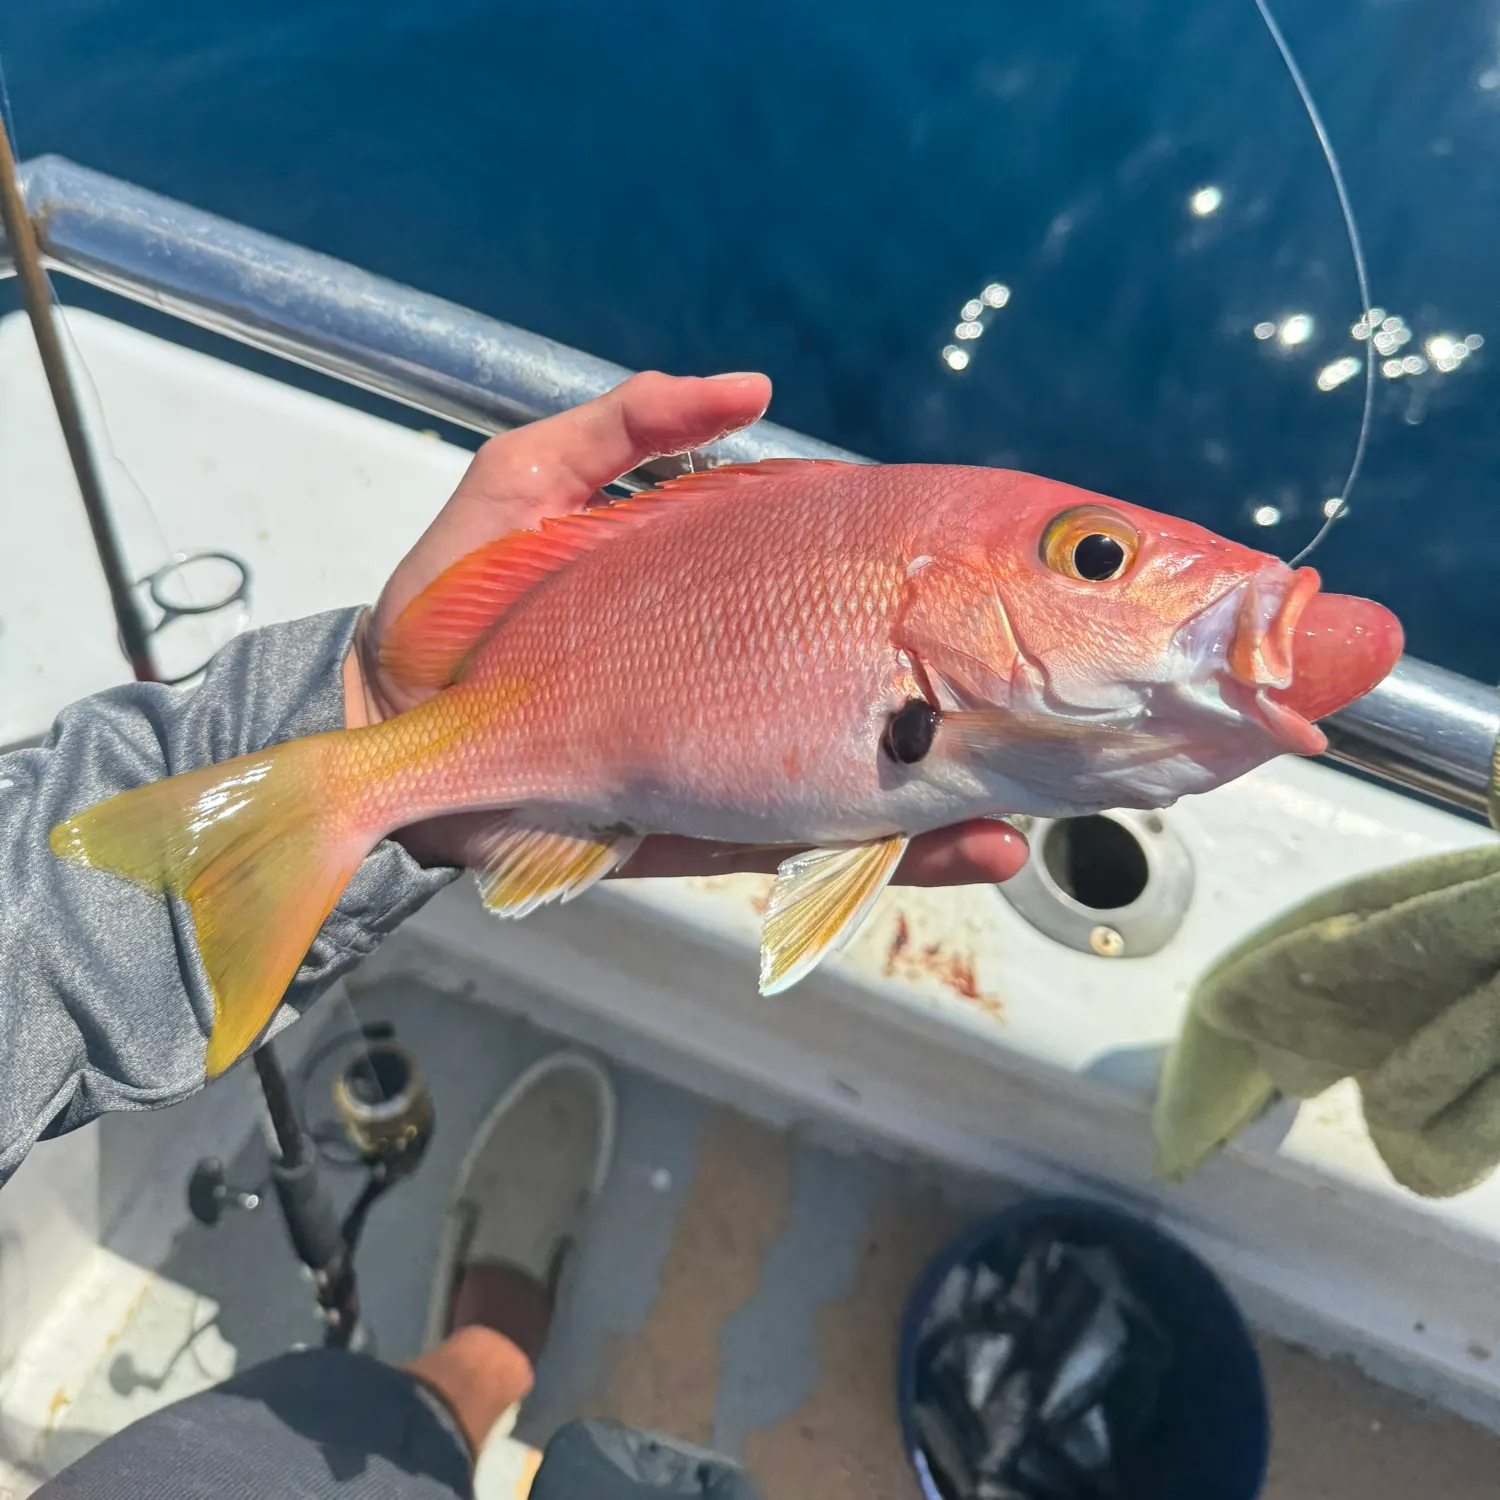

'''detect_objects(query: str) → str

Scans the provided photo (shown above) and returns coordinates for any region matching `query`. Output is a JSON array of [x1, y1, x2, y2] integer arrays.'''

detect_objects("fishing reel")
[[185, 1020, 435, 1350], [331, 1027, 434, 1186]]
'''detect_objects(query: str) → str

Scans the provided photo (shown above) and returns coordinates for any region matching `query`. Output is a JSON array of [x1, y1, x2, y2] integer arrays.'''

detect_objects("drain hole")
[[1041, 815, 1149, 910]]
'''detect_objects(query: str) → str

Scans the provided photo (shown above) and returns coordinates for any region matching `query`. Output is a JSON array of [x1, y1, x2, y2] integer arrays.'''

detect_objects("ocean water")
[[3, 0, 1497, 679]]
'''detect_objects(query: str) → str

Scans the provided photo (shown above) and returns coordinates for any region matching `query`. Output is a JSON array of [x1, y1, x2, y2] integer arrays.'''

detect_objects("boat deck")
[[14, 976, 1500, 1500], [5, 294, 1500, 1497]]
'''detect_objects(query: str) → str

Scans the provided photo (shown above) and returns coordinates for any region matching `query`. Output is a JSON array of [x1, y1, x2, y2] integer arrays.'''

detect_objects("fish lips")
[[1223, 565, 1403, 755], [1269, 587, 1404, 732], [1225, 566, 1328, 754]]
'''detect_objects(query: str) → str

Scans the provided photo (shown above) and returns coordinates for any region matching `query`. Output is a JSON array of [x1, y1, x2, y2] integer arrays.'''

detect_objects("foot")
[[424, 1050, 616, 1364]]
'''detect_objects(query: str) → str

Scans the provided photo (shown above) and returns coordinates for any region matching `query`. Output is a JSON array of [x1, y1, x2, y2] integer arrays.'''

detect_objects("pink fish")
[[51, 459, 1402, 1074]]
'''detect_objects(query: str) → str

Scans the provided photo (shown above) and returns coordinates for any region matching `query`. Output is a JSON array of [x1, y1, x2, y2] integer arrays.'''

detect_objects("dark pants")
[[33, 1349, 763, 1500]]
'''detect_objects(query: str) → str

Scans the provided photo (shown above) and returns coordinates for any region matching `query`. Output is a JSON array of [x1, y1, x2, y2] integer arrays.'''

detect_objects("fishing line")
[[1249, 0, 1376, 567]]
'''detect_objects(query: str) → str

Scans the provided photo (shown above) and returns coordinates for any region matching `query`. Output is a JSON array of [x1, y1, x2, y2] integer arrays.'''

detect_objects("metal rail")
[[0, 156, 861, 481], [1321, 658, 1499, 818], [2, 155, 1494, 819]]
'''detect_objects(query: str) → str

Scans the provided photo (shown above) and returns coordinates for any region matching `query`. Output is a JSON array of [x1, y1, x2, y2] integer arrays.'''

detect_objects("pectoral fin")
[[472, 814, 643, 918], [940, 707, 1172, 756], [759, 836, 909, 995]]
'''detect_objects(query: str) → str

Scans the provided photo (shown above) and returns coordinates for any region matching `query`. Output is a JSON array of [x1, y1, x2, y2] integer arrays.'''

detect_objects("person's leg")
[[413, 1051, 763, 1498], [404, 1324, 537, 1457], [31, 1346, 479, 1500], [32, 1051, 609, 1500], [34, 1051, 762, 1500]]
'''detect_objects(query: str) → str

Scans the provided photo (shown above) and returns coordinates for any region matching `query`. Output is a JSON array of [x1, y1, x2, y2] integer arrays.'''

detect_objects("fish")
[[48, 458, 1403, 1076]]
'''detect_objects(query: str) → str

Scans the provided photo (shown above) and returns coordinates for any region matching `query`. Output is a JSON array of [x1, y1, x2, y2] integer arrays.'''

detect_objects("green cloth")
[[1153, 744, 1500, 1198]]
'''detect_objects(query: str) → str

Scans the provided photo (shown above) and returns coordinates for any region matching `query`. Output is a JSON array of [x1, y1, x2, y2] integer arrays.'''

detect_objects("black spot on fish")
[[883, 699, 939, 765]]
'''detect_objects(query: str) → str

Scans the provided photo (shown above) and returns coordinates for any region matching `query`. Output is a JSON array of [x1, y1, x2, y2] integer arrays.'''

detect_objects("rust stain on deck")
[[881, 911, 1004, 1018], [882, 914, 912, 973]]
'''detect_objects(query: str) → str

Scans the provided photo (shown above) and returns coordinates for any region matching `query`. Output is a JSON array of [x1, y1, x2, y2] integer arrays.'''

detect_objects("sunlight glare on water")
[[0, 0, 1494, 675]]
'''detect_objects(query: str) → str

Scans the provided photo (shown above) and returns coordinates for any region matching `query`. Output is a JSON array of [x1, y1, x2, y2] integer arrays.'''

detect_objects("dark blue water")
[[5, 0, 1498, 678]]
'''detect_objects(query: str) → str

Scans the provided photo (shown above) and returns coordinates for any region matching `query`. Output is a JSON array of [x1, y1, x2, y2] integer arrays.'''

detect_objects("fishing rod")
[[0, 112, 430, 1350], [189, 1022, 435, 1350], [0, 115, 154, 681]]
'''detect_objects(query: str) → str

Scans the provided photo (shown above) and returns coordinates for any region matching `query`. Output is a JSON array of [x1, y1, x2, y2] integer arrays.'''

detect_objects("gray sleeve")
[[0, 607, 460, 1183]]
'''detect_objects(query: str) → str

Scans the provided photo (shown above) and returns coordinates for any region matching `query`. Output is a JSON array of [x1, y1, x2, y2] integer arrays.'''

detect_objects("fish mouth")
[[1226, 565, 1328, 754], [1223, 564, 1404, 756]]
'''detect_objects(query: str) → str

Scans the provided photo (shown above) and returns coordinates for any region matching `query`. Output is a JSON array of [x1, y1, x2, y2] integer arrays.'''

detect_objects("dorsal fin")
[[378, 457, 853, 690], [378, 498, 673, 689], [643, 457, 850, 498]]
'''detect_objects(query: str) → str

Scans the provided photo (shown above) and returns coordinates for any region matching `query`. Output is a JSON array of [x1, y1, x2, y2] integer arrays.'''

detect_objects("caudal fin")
[[50, 735, 373, 1076]]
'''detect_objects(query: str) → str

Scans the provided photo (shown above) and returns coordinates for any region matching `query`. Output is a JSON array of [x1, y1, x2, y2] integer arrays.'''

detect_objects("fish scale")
[[48, 457, 1402, 1076], [427, 471, 914, 834]]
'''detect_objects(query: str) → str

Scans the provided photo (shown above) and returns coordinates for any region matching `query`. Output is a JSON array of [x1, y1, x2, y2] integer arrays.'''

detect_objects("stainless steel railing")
[[3, 156, 1494, 819], [2, 156, 860, 474]]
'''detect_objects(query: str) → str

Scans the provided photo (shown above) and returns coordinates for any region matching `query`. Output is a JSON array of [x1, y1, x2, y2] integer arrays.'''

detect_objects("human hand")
[[345, 371, 1029, 887]]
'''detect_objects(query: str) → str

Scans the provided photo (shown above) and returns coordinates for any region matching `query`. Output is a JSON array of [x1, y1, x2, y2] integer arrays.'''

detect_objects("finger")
[[455, 370, 772, 531], [370, 370, 772, 659], [613, 820, 1030, 886], [896, 821, 1031, 885]]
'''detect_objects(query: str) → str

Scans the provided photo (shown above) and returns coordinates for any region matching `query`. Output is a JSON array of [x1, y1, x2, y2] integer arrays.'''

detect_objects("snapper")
[[51, 458, 1402, 1075]]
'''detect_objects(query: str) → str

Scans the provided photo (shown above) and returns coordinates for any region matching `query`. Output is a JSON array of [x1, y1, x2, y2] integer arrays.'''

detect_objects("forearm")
[[0, 608, 457, 1183]]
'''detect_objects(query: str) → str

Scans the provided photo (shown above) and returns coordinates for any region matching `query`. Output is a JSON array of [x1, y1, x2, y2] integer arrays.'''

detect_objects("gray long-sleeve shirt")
[[0, 607, 459, 1184]]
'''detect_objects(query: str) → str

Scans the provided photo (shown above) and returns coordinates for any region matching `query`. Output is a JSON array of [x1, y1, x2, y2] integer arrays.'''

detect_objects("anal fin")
[[759, 836, 909, 995], [471, 814, 643, 918]]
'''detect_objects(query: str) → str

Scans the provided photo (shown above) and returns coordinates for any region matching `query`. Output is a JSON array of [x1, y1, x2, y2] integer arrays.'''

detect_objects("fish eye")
[[1040, 506, 1139, 583]]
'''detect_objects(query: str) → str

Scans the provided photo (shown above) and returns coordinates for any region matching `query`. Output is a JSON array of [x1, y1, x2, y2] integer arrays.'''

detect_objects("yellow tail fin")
[[50, 734, 371, 1077]]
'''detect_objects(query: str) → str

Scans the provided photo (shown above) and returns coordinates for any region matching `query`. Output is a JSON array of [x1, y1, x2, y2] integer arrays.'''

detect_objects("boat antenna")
[[1251, 0, 1376, 568], [0, 113, 159, 681]]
